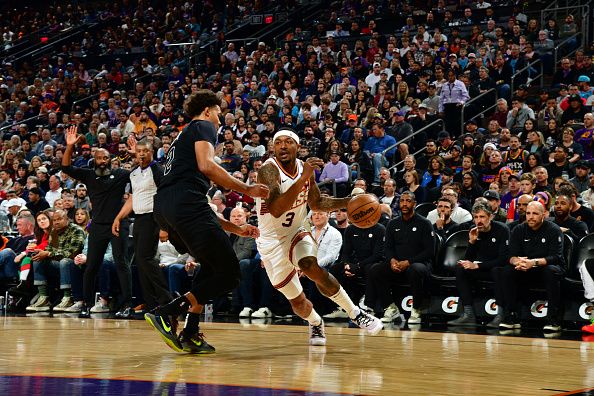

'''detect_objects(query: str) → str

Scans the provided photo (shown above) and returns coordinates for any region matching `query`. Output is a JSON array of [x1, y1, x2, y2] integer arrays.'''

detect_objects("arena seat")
[[415, 203, 436, 218]]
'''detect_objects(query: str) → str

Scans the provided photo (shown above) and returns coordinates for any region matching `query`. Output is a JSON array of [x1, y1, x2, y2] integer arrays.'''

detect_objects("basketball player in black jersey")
[[145, 90, 269, 353]]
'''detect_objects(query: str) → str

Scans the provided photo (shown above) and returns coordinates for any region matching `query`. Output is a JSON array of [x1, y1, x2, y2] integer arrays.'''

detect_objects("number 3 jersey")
[[255, 157, 310, 256]]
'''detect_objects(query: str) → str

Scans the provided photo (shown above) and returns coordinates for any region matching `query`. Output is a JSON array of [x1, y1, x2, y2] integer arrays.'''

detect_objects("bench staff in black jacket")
[[324, 222, 385, 319], [367, 191, 435, 325], [500, 201, 565, 332], [447, 201, 510, 328]]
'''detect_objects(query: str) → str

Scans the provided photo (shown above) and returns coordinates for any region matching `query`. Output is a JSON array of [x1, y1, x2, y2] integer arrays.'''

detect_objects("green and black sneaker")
[[179, 332, 216, 354], [144, 313, 183, 352]]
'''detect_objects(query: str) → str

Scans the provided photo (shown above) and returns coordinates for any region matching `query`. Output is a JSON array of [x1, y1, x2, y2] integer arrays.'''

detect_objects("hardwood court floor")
[[1, 316, 594, 395]]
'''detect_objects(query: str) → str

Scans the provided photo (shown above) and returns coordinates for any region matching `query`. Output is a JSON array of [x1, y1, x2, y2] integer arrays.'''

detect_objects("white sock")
[[305, 308, 322, 326], [328, 286, 360, 319]]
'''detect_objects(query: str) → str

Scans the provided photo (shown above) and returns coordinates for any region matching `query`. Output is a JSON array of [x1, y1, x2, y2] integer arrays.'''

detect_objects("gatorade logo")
[[485, 299, 498, 316], [401, 295, 414, 312], [530, 300, 548, 318], [442, 297, 459, 314], [578, 303, 594, 320]]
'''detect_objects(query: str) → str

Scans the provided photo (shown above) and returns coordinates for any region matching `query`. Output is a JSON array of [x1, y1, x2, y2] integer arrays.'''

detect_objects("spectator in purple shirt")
[[319, 151, 349, 197]]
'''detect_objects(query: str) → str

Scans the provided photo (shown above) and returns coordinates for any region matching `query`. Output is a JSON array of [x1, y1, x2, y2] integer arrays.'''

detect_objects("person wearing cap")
[[483, 190, 507, 222], [74, 183, 91, 211], [439, 68, 470, 136], [561, 94, 588, 125], [133, 108, 158, 136], [568, 159, 586, 195], [500, 172, 522, 211], [436, 131, 454, 159], [447, 200, 510, 327], [25, 187, 50, 216], [577, 75, 592, 99], [365, 63, 382, 96], [421, 83, 440, 115], [390, 109, 414, 143]]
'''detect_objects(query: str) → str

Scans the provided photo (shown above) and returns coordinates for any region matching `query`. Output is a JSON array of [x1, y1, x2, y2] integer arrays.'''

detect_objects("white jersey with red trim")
[[256, 157, 310, 255]]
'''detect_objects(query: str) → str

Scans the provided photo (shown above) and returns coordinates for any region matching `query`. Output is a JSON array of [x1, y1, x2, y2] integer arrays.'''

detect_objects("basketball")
[[347, 194, 381, 229]]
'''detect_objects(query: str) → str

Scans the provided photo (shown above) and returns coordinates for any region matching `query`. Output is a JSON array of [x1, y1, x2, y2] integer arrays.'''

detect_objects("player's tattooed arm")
[[258, 162, 309, 218], [308, 174, 351, 212]]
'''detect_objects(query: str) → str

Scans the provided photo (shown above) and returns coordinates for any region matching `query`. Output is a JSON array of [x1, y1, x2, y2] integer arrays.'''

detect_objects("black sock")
[[156, 295, 190, 316], [183, 312, 200, 337]]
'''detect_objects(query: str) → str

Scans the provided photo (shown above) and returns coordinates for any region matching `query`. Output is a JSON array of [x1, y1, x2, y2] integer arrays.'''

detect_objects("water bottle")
[[562, 171, 569, 181]]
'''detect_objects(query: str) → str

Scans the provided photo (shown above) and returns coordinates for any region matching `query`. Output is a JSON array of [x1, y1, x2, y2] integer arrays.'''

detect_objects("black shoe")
[[8, 281, 29, 297], [499, 313, 521, 330], [486, 314, 504, 328], [543, 320, 561, 332], [179, 331, 216, 354], [447, 313, 477, 327], [79, 304, 91, 318], [115, 305, 134, 319], [154, 295, 190, 317], [144, 313, 183, 352]]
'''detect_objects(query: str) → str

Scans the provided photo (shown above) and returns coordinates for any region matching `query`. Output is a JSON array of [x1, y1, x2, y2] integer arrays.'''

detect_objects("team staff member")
[[552, 193, 588, 241], [145, 90, 268, 354], [367, 191, 435, 324], [500, 201, 565, 332], [62, 126, 132, 318], [112, 138, 171, 312], [325, 221, 386, 320], [447, 202, 510, 327]]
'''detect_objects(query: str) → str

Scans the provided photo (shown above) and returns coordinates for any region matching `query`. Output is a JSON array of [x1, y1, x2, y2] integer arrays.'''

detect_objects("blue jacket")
[[364, 135, 397, 158]]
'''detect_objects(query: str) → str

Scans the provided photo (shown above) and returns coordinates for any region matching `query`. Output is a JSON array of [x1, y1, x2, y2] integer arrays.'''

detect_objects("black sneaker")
[[115, 305, 134, 319], [179, 332, 216, 354], [447, 314, 477, 327], [78, 304, 91, 318], [145, 313, 183, 352], [8, 281, 29, 297], [154, 295, 190, 317], [486, 314, 504, 328], [543, 320, 561, 332], [499, 313, 521, 330]]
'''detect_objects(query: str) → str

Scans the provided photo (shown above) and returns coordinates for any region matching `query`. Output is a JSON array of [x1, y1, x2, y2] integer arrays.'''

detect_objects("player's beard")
[[95, 163, 112, 177]]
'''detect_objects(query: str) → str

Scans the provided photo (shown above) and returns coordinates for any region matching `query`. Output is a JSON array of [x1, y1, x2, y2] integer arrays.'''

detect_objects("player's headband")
[[272, 129, 300, 144]]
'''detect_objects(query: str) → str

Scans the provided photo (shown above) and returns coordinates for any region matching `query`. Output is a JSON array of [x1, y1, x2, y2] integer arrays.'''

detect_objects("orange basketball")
[[347, 194, 381, 229]]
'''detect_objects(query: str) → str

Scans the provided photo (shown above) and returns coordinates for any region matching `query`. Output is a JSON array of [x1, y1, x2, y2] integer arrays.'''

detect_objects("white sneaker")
[[309, 320, 327, 346], [359, 296, 373, 313], [90, 301, 110, 313], [381, 303, 400, 323], [323, 308, 349, 320], [64, 301, 84, 312], [251, 307, 272, 318], [239, 307, 253, 318], [353, 310, 383, 335], [26, 295, 51, 312], [408, 308, 422, 324], [53, 296, 74, 312]]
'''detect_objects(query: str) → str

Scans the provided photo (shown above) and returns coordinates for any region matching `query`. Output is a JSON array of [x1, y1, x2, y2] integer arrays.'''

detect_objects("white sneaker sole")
[[309, 338, 327, 346]]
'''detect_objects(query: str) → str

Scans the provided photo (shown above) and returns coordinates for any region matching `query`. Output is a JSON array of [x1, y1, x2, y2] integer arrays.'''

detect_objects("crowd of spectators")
[[0, 0, 592, 331]]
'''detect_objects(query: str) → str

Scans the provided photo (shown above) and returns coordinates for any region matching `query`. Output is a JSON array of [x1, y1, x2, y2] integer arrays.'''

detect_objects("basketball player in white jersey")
[[256, 129, 383, 345]]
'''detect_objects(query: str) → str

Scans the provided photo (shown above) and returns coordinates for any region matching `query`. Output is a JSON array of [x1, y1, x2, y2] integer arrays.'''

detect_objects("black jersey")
[[159, 120, 216, 194]]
